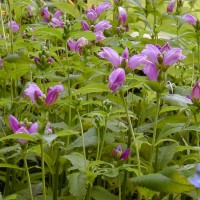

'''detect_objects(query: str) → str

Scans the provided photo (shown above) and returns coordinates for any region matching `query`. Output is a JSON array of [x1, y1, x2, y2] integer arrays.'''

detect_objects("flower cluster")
[[24, 83, 64, 105], [112, 145, 130, 160], [41, 7, 64, 28], [9, 115, 38, 144], [67, 37, 88, 54], [7, 20, 20, 32]]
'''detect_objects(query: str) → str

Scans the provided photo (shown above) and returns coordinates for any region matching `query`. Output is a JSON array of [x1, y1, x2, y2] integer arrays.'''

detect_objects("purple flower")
[[95, 31, 106, 43], [7, 20, 20, 32], [142, 60, 158, 81], [167, 0, 176, 13], [67, 37, 88, 53], [163, 48, 186, 66], [51, 18, 64, 28], [9, 115, 20, 133], [118, 7, 127, 24], [128, 54, 147, 70], [191, 82, 200, 99], [47, 57, 54, 63], [44, 122, 53, 135], [81, 20, 90, 31], [86, 9, 98, 21], [94, 20, 112, 32], [98, 47, 122, 67], [33, 56, 40, 63], [188, 164, 200, 189], [41, 7, 51, 23], [109, 68, 125, 92], [120, 148, 130, 160], [182, 14, 197, 25], [27, 5, 33, 16], [24, 83, 44, 103], [122, 47, 129, 60], [95, 2, 111, 15], [113, 145, 130, 160], [0, 59, 3, 67], [8, 115, 38, 144], [45, 84, 64, 105], [53, 10, 63, 18]]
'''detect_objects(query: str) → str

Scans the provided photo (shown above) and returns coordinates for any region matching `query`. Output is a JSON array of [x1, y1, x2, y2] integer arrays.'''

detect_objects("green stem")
[[96, 127, 100, 161], [149, 93, 160, 173], [98, 116, 108, 160], [40, 140, 46, 200], [77, 108, 86, 161], [120, 91, 141, 174], [197, 35, 200, 75], [194, 113, 199, 146], [152, 0, 157, 44], [86, 184, 91, 200], [3, 168, 10, 196], [118, 175, 121, 200], [7, 0, 13, 54], [24, 149, 34, 200]]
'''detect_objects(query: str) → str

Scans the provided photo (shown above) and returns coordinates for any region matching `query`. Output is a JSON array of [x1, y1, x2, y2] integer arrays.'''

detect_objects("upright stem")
[[152, 0, 157, 44], [77, 108, 86, 161], [197, 35, 200, 75], [98, 116, 108, 160], [120, 91, 141, 174], [149, 93, 160, 173], [40, 140, 46, 200], [24, 149, 34, 200]]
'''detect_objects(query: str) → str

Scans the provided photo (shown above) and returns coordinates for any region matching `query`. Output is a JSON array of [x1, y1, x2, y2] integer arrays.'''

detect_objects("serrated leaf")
[[91, 186, 118, 200], [68, 172, 87, 200], [131, 173, 194, 193]]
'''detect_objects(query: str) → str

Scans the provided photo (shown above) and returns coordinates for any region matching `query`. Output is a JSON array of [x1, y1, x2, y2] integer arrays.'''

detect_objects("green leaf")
[[67, 128, 97, 149], [74, 84, 110, 94], [0, 164, 24, 170], [91, 186, 118, 200], [69, 31, 96, 41], [63, 152, 89, 169], [0, 133, 35, 142], [131, 173, 194, 193], [3, 194, 18, 200], [68, 172, 87, 200], [53, 3, 81, 19], [162, 94, 192, 107]]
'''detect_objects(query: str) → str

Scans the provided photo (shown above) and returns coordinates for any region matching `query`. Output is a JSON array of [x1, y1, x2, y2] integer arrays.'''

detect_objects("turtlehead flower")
[[113, 145, 130, 160], [188, 165, 200, 189], [44, 122, 53, 135], [67, 37, 88, 53], [7, 20, 20, 32], [191, 82, 200, 99], [95, 2, 111, 15], [45, 84, 64, 105], [9, 115, 38, 144], [24, 83, 44, 103], [109, 68, 125, 92], [182, 14, 197, 25], [167, 0, 176, 13], [128, 42, 185, 81], [86, 9, 98, 21], [95, 31, 106, 43], [81, 20, 90, 31], [98, 47, 122, 67], [118, 7, 127, 24], [41, 7, 51, 22], [94, 20, 112, 32]]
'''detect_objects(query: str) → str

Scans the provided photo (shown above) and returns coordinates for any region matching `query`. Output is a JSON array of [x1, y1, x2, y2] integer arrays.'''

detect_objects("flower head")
[[118, 7, 127, 24], [113, 145, 130, 160], [182, 14, 197, 25], [41, 7, 51, 22], [95, 2, 111, 15], [188, 164, 200, 189], [98, 47, 122, 67], [167, 0, 176, 13], [191, 82, 200, 99], [86, 9, 98, 21], [109, 68, 125, 92], [7, 20, 20, 32], [45, 84, 64, 105], [44, 122, 53, 135], [95, 31, 106, 43], [67, 37, 88, 53], [94, 20, 112, 32], [24, 83, 44, 103]]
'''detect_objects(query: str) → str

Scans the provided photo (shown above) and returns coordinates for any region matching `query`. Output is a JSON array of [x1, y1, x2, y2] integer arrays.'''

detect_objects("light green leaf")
[[91, 186, 118, 200], [0, 164, 24, 170], [0, 133, 35, 142], [68, 172, 87, 200], [74, 84, 110, 94]]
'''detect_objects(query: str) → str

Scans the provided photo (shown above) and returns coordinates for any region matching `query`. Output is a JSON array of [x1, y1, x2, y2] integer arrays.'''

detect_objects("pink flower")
[[7, 20, 20, 32], [67, 37, 88, 53], [44, 122, 53, 135], [8, 115, 38, 144], [45, 84, 64, 105], [191, 82, 200, 99], [167, 0, 176, 13], [81, 20, 90, 31], [182, 14, 197, 25], [113, 145, 130, 160], [94, 20, 112, 32], [109, 68, 125, 92], [86, 9, 98, 21], [41, 7, 51, 22], [95, 31, 106, 43], [98, 47, 122, 67], [24, 83, 44, 103], [95, 2, 111, 15], [118, 7, 127, 24]]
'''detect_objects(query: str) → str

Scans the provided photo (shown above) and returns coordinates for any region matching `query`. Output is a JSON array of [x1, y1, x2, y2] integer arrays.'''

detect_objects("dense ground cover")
[[1, 0, 200, 199]]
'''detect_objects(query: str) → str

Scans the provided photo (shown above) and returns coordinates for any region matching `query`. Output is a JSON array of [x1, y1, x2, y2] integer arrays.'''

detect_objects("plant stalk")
[[40, 140, 46, 200]]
